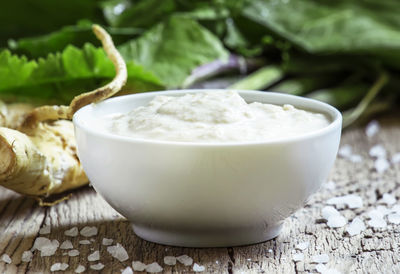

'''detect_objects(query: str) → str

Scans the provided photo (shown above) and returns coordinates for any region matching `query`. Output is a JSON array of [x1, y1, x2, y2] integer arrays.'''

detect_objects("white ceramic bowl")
[[73, 90, 342, 247]]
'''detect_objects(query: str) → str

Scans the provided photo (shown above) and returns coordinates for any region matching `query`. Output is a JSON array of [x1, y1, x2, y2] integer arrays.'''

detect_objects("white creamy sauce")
[[105, 91, 330, 142]]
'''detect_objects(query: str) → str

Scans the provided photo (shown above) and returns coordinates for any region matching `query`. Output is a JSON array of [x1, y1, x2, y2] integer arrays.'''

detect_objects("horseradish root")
[[0, 25, 127, 202]]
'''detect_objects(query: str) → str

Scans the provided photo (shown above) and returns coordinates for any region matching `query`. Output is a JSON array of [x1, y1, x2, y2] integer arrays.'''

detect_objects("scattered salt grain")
[[1, 254, 11, 264], [21, 251, 33, 262], [382, 193, 396, 205], [32, 237, 59, 257], [68, 249, 80, 257], [60, 240, 73, 249], [145, 262, 163, 273], [80, 226, 98, 237], [64, 227, 78, 237], [392, 205, 400, 214], [312, 254, 329, 264], [164, 256, 177, 265], [88, 250, 100, 261], [346, 217, 365, 236], [326, 194, 363, 209], [121, 266, 134, 274], [50, 263, 69, 272], [79, 240, 91, 245], [315, 264, 341, 274], [102, 238, 113, 246], [107, 243, 129, 262], [324, 181, 336, 190], [392, 153, 400, 164], [376, 205, 391, 216], [177, 254, 193, 266], [388, 214, 400, 225], [132, 261, 146, 271], [374, 158, 390, 173], [365, 120, 380, 137], [75, 265, 85, 273], [338, 145, 352, 158], [39, 225, 51, 235], [296, 241, 309, 251], [322, 206, 340, 219], [90, 263, 105, 270], [193, 263, 205, 272], [368, 217, 387, 228], [369, 144, 386, 158], [349, 154, 363, 163], [292, 253, 304, 262], [327, 215, 347, 228]]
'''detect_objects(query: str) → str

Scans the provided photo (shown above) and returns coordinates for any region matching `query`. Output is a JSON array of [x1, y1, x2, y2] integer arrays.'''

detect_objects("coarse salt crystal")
[[177, 254, 193, 266], [102, 238, 113, 246], [107, 243, 129, 262], [322, 206, 340, 219], [296, 242, 309, 250], [60, 240, 73, 249], [346, 217, 365, 236], [374, 158, 390, 173], [388, 213, 400, 225], [79, 240, 91, 245], [1, 254, 11, 264], [80, 226, 98, 237], [164, 256, 177, 265], [64, 227, 78, 237], [75, 265, 85, 273], [193, 263, 206, 272], [316, 264, 341, 274], [369, 144, 386, 158], [368, 209, 384, 219], [350, 154, 363, 163], [382, 193, 396, 205], [338, 145, 352, 158], [324, 181, 336, 190], [21, 251, 33, 262], [39, 225, 51, 235], [368, 217, 387, 228], [132, 261, 146, 271], [90, 263, 105, 270], [68, 249, 80, 257], [326, 195, 363, 209], [33, 237, 59, 257], [292, 253, 304, 262], [376, 205, 391, 216], [88, 250, 100, 261], [327, 215, 347, 228], [392, 153, 400, 164], [312, 254, 329, 264], [392, 205, 400, 214], [145, 262, 163, 273], [121, 266, 134, 274], [365, 120, 380, 137], [50, 263, 69, 272]]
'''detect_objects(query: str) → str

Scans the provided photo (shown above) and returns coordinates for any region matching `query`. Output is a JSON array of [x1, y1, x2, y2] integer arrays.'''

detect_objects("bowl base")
[[132, 223, 282, 247]]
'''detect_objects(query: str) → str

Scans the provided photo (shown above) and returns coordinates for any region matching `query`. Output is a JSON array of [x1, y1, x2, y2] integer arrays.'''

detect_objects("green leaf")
[[0, 44, 162, 104], [118, 16, 229, 87], [8, 20, 143, 58], [243, 0, 400, 55], [228, 66, 283, 90]]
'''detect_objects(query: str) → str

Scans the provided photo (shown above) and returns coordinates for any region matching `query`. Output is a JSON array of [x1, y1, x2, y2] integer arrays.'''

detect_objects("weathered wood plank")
[[0, 116, 399, 273]]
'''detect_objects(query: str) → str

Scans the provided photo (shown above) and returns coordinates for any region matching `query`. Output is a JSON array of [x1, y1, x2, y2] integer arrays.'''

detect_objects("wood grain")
[[0, 116, 399, 274]]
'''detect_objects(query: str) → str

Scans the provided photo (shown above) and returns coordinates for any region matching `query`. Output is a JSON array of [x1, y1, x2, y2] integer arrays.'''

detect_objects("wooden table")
[[0, 115, 399, 273]]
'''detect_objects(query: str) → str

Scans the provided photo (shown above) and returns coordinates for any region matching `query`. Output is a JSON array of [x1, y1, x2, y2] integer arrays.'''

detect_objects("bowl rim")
[[73, 89, 342, 147]]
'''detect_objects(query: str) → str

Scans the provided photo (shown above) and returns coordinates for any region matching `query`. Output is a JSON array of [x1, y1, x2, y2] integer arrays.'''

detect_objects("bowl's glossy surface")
[[73, 90, 342, 247]]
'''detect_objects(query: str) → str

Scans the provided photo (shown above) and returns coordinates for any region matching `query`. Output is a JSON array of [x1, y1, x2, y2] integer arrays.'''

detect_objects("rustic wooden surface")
[[0, 115, 399, 274]]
